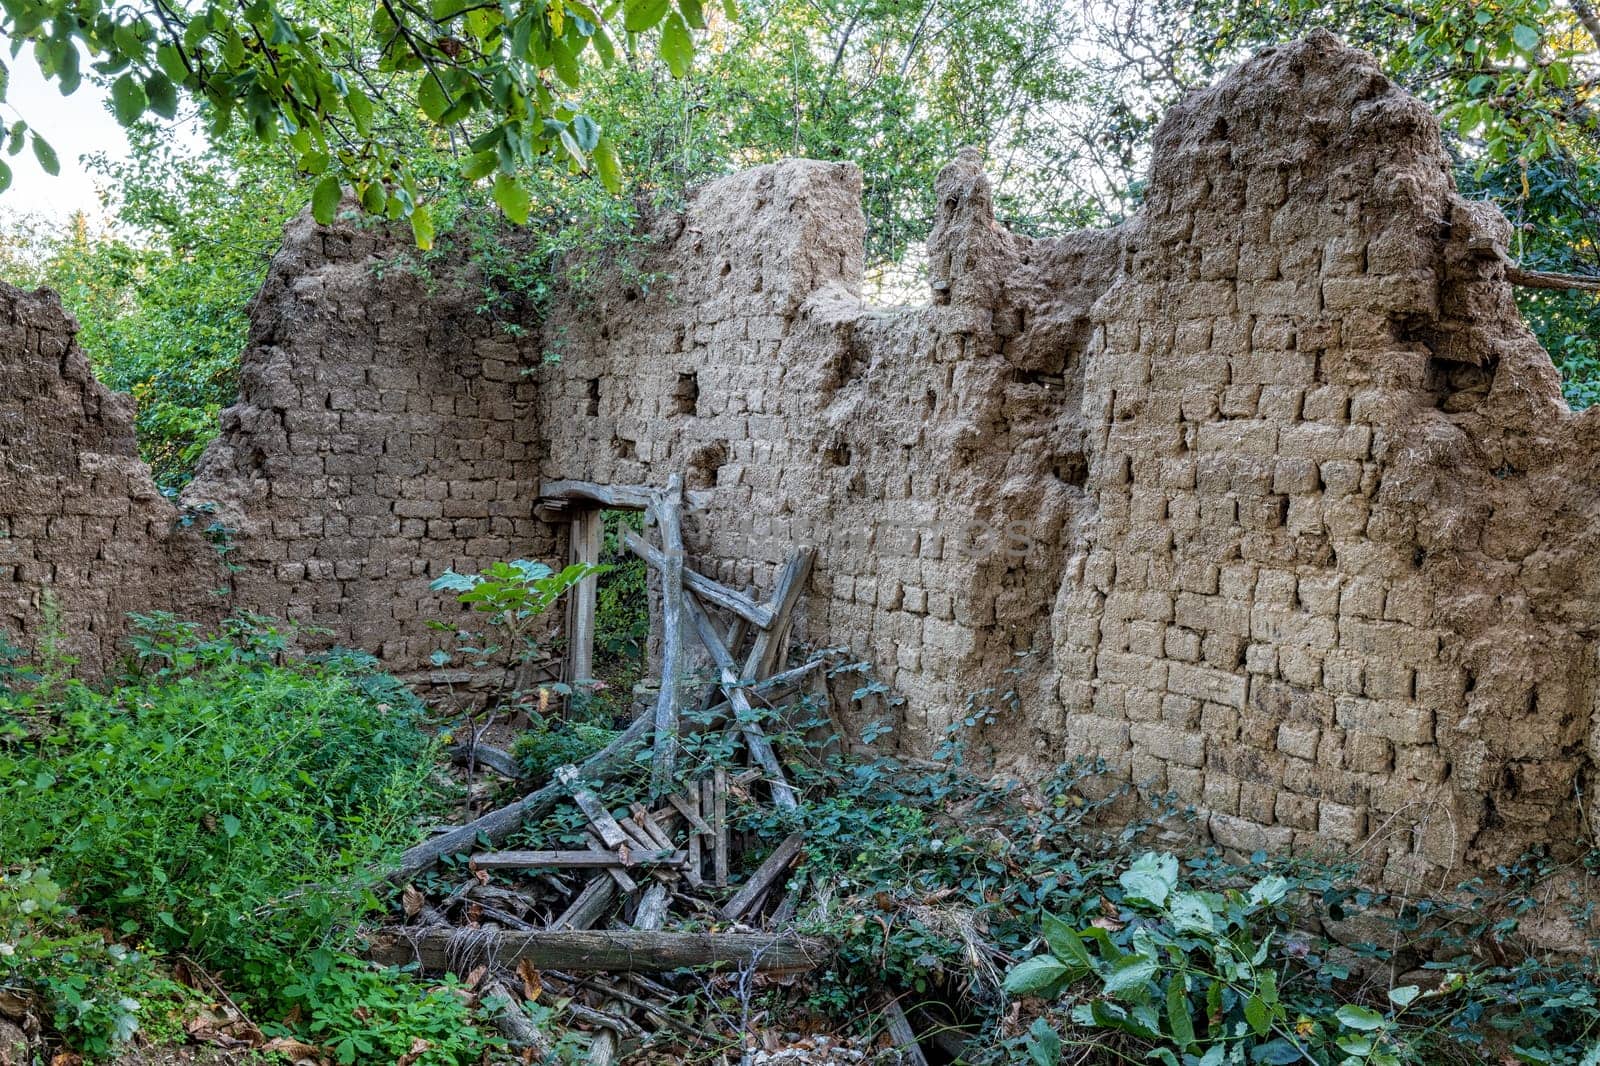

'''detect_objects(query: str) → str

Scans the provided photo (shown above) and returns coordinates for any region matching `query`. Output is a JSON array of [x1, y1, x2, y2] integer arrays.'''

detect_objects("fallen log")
[[367, 928, 828, 976]]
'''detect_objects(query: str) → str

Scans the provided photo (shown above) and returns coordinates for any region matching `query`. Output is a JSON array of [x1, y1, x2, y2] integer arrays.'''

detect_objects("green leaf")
[[1004, 954, 1070, 995], [346, 89, 373, 135], [1026, 1018, 1060, 1066], [1040, 914, 1094, 975], [146, 73, 178, 119], [0, 159, 11, 194], [418, 75, 450, 122], [593, 135, 621, 192], [463, 151, 498, 180], [1170, 892, 1215, 933], [1247, 874, 1288, 907], [1166, 977, 1195, 1051], [659, 12, 694, 76], [220, 814, 241, 837], [110, 73, 148, 126], [410, 204, 435, 250], [1244, 994, 1271, 1035], [678, 0, 706, 29], [1101, 954, 1157, 997], [311, 175, 342, 224], [1512, 23, 1540, 52], [1119, 852, 1178, 909], [493, 173, 531, 225], [572, 114, 600, 152], [624, 0, 671, 31], [31, 134, 58, 176], [1388, 984, 1420, 1008], [1250, 1040, 1305, 1065], [1335, 1004, 1386, 1031]]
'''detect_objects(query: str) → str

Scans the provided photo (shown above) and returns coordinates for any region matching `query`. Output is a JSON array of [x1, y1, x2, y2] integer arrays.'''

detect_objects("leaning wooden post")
[[741, 547, 816, 682], [649, 474, 686, 796]]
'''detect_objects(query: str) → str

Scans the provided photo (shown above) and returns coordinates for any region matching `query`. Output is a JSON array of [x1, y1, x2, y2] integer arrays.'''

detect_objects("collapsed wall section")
[[0, 284, 223, 673], [180, 217, 557, 676]]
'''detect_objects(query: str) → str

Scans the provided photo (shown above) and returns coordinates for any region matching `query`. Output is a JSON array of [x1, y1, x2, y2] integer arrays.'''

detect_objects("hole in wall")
[[1052, 453, 1088, 488], [825, 438, 853, 467], [611, 434, 636, 460], [686, 440, 729, 490], [586, 378, 601, 416], [673, 372, 700, 416]]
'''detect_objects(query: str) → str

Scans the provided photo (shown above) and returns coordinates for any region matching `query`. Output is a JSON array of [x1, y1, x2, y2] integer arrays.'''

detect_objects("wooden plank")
[[469, 849, 685, 870], [712, 767, 729, 887], [551, 877, 616, 930], [666, 792, 714, 836], [684, 788, 704, 886], [584, 834, 639, 894], [649, 474, 686, 796], [389, 664, 822, 881], [590, 882, 673, 1065], [447, 742, 523, 780], [881, 996, 931, 1066], [369, 927, 827, 976], [683, 593, 799, 810], [622, 530, 775, 629], [558, 765, 632, 850], [540, 479, 655, 510], [720, 833, 804, 922], [742, 548, 815, 682], [566, 507, 603, 687]]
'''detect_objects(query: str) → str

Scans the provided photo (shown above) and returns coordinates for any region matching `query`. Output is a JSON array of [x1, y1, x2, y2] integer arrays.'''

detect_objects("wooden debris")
[[683, 593, 799, 810], [559, 765, 633, 849], [649, 474, 686, 795], [370, 928, 827, 975], [447, 742, 523, 780], [623, 530, 775, 630], [484, 979, 552, 1055], [468, 849, 686, 870], [720, 833, 805, 922], [880, 996, 931, 1066], [551, 877, 615, 931], [742, 548, 815, 682], [712, 768, 729, 887]]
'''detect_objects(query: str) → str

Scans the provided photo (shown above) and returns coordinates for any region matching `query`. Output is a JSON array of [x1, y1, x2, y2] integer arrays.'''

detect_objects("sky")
[[3, 45, 130, 222]]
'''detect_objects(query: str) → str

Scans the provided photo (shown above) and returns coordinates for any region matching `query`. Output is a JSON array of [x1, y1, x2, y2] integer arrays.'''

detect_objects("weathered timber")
[[584, 834, 639, 893], [591, 882, 673, 1065], [567, 507, 603, 686], [390, 668, 817, 881], [468, 849, 685, 870], [559, 765, 632, 850], [881, 996, 931, 1066], [712, 767, 729, 887], [551, 877, 616, 931], [485, 980, 552, 1055], [539, 480, 656, 510], [650, 474, 687, 795], [368, 928, 826, 975], [742, 548, 815, 682], [684, 592, 799, 810], [720, 833, 805, 922], [623, 530, 775, 629], [666, 792, 713, 835], [447, 742, 523, 780], [1507, 264, 1600, 292]]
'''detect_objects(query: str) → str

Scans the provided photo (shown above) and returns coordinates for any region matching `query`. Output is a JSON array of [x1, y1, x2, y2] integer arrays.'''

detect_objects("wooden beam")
[[743, 548, 816, 682], [1507, 264, 1600, 292], [623, 531, 775, 629], [367, 927, 827, 976], [567, 507, 603, 686], [469, 850, 685, 870], [551, 877, 616, 931], [649, 474, 686, 796], [720, 833, 805, 922], [558, 765, 633, 850], [683, 593, 799, 810], [540, 480, 656, 510]]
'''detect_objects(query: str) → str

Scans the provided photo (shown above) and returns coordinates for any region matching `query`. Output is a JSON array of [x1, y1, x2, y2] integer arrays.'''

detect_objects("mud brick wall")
[[0, 285, 223, 673], [3, 32, 1597, 896], [182, 217, 557, 676]]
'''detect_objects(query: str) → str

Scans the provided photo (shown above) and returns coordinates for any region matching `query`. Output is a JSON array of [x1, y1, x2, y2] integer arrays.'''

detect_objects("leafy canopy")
[[0, 0, 724, 244]]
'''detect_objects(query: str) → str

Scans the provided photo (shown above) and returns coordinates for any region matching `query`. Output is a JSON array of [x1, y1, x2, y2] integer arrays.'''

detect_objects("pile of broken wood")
[[374, 477, 901, 1064]]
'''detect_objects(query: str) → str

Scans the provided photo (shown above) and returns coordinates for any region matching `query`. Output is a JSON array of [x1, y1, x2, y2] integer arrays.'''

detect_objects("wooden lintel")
[[539, 479, 656, 510]]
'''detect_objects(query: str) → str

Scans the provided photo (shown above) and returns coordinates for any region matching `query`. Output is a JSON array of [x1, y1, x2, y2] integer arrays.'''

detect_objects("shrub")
[[0, 866, 195, 1057], [0, 629, 438, 1003]]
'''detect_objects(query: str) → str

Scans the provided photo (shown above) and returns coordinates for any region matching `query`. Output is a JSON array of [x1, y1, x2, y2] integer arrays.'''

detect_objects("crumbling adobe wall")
[[0, 285, 223, 673], [182, 216, 557, 677], [3, 32, 1596, 894]]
